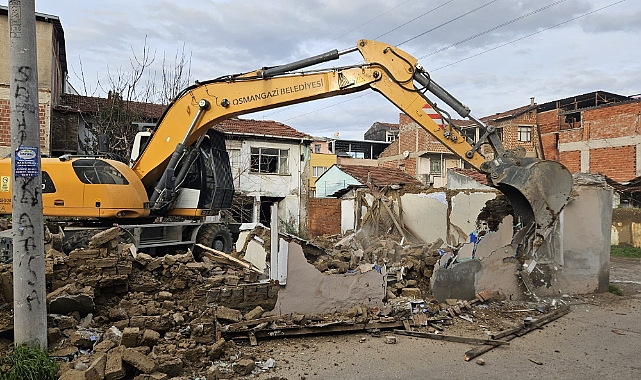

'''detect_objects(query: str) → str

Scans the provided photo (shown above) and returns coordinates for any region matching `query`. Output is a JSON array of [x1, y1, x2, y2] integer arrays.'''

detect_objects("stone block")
[[155, 355, 183, 377], [234, 358, 255, 376], [105, 346, 127, 380], [90, 227, 122, 248], [243, 306, 264, 321], [88, 258, 118, 269], [85, 353, 107, 380], [215, 306, 242, 323], [123, 348, 157, 374], [140, 329, 161, 346], [122, 327, 140, 347], [208, 338, 226, 359], [401, 288, 422, 299], [69, 249, 101, 260]]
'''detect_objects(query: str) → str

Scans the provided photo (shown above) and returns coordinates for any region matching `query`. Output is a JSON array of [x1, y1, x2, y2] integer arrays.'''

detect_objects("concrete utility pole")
[[8, 0, 47, 349]]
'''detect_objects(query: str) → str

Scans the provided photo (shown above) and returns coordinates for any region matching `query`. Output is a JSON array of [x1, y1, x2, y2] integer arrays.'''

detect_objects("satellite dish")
[[403, 150, 410, 159]]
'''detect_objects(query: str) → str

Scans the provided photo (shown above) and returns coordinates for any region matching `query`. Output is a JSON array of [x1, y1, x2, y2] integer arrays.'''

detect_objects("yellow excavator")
[[0, 39, 573, 256]]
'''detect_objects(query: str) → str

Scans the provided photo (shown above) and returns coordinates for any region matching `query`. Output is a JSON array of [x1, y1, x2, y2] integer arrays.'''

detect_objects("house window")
[[348, 151, 365, 159], [460, 127, 477, 143], [386, 131, 396, 142], [228, 149, 241, 168], [314, 144, 321, 153], [518, 126, 532, 142], [250, 147, 289, 174], [312, 166, 327, 178], [430, 158, 442, 175]]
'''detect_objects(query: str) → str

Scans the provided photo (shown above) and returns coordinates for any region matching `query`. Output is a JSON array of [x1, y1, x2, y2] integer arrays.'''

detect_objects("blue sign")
[[15, 146, 39, 178]]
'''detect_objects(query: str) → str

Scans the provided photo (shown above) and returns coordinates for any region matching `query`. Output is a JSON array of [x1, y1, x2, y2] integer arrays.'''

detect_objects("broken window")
[[518, 126, 532, 142], [312, 166, 327, 178], [250, 147, 289, 175], [562, 112, 581, 129]]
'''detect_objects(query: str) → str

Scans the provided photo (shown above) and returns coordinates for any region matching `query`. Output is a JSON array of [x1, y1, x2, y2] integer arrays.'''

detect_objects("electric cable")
[[420, 0, 569, 59], [431, 0, 629, 72]]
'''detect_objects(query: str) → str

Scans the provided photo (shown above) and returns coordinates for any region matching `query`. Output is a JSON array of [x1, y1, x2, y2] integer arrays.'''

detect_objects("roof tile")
[[337, 164, 422, 186], [213, 118, 310, 139]]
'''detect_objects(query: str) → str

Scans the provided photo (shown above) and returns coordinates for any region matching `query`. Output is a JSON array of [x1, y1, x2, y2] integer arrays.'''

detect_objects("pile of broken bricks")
[[0, 227, 573, 379]]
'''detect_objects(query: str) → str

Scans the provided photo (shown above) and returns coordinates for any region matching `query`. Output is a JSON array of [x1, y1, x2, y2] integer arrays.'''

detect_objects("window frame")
[[518, 126, 532, 142], [250, 147, 290, 175]]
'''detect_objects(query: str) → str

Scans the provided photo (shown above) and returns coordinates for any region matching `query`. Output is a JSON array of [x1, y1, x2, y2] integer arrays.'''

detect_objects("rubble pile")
[[309, 230, 453, 301], [0, 227, 283, 379]]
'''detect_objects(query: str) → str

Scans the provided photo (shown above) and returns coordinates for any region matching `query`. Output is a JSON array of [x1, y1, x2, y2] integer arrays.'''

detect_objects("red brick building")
[[378, 100, 540, 187], [538, 91, 641, 182]]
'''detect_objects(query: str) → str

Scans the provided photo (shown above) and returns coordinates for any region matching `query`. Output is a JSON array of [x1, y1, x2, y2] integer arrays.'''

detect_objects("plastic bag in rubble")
[[102, 326, 123, 346]]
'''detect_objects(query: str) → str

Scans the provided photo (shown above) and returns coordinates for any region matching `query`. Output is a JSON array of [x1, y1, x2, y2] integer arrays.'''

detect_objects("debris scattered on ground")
[[0, 226, 576, 378]]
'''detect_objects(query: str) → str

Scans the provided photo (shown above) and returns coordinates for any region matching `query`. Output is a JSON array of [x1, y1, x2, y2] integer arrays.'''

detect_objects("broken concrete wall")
[[273, 240, 386, 315], [432, 175, 613, 301], [556, 180, 612, 294], [347, 188, 497, 245]]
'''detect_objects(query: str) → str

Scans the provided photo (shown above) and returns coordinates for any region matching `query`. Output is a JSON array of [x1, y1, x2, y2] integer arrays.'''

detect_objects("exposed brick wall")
[[308, 198, 341, 237], [584, 102, 641, 140], [558, 150, 581, 174], [590, 146, 636, 182], [0, 99, 48, 150], [0, 99, 9, 146]]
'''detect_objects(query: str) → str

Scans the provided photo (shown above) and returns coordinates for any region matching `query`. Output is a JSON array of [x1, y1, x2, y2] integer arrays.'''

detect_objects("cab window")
[[72, 159, 129, 185]]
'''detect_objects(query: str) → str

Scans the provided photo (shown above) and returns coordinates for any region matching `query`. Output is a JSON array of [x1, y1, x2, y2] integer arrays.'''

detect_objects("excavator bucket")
[[486, 157, 574, 246]]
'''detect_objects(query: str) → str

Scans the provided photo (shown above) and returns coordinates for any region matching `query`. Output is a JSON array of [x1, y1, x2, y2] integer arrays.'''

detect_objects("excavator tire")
[[195, 223, 233, 259]]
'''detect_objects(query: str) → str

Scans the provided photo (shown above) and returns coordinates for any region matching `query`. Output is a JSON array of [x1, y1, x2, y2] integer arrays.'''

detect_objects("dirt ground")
[[224, 257, 641, 380]]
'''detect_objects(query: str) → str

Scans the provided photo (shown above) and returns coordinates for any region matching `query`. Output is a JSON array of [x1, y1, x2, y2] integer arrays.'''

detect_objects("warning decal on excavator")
[[422, 104, 445, 128], [0, 176, 9, 192]]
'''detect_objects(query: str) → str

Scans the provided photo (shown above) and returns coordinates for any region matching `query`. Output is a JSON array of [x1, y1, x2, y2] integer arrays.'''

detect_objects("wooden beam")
[[222, 316, 283, 332], [393, 330, 509, 346], [464, 306, 570, 361], [196, 243, 262, 274], [227, 321, 405, 339]]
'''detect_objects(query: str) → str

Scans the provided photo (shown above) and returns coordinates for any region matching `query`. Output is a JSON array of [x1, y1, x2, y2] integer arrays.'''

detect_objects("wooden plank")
[[403, 319, 412, 331], [222, 316, 283, 331], [196, 243, 262, 273], [228, 321, 405, 339], [380, 199, 410, 242], [248, 332, 258, 346], [465, 307, 570, 361], [393, 329, 509, 346]]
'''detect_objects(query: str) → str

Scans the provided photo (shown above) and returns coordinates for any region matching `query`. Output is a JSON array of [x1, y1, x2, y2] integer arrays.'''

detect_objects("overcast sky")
[[27, 0, 641, 140]]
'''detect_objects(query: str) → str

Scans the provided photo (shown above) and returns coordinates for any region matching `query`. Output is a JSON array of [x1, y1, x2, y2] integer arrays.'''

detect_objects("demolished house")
[[0, 170, 612, 378]]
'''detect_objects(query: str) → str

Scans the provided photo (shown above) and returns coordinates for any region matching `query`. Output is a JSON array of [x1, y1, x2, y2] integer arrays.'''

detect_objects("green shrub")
[[610, 245, 641, 258], [608, 284, 624, 296], [0, 344, 59, 380]]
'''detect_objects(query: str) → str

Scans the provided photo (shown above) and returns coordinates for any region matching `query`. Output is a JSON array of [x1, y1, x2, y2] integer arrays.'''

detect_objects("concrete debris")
[[0, 221, 578, 377]]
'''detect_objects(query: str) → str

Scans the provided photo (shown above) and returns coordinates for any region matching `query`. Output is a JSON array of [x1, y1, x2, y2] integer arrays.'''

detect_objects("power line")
[[397, 0, 499, 46], [421, 0, 569, 59], [373, 0, 456, 41], [316, 0, 414, 54], [431, 0, 629, 72]]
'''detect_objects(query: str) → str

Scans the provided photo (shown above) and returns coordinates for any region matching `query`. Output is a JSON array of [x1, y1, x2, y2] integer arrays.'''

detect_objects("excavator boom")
[[130, 39, 572, 245]]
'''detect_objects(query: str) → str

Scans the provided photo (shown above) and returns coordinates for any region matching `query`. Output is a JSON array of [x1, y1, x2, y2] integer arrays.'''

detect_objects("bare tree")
[[73, 37, 192, 162]]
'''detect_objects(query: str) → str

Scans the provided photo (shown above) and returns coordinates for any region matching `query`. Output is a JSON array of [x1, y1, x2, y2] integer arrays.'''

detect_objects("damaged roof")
[[56, 93, 166, 120], [214, 118, 311, 141], [449, 168, 490, 186], [336, 164, 422, 187], [480, 104, 536, 123]]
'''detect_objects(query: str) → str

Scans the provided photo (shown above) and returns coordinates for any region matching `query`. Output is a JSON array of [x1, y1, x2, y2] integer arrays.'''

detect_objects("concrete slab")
[[449, 192, 497, 245], [244, 240, 267, 271], [400, 193, 448, 244]]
